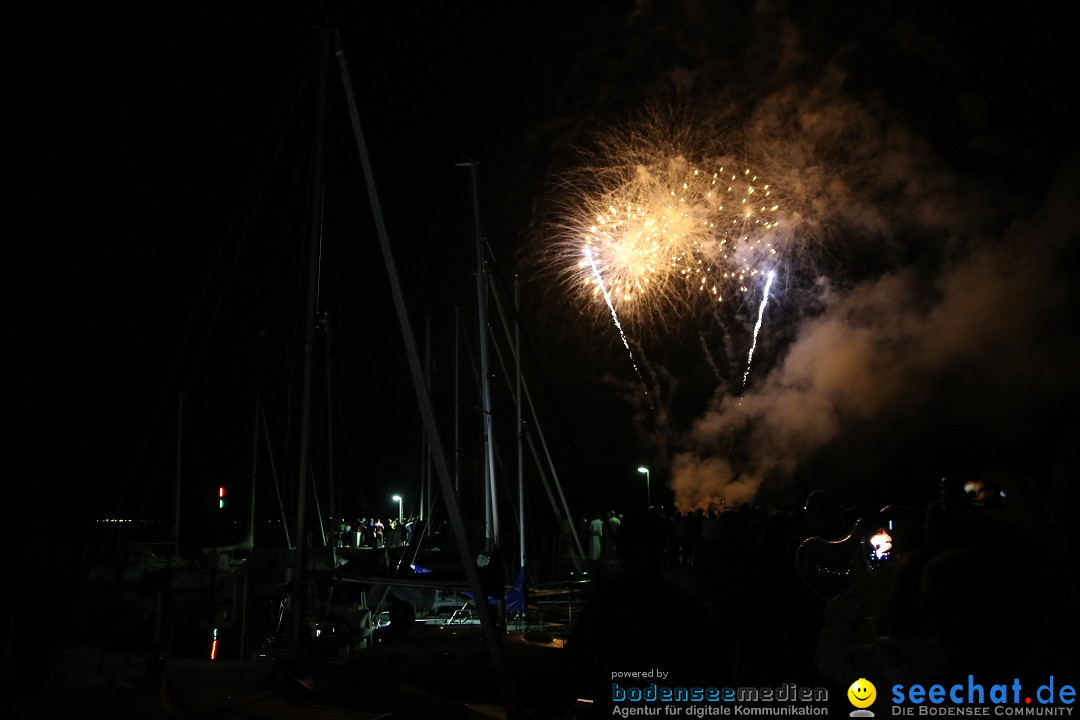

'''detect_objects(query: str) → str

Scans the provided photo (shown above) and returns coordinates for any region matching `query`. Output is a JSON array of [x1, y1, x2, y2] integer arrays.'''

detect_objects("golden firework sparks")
[[557, 154, 781, 330]]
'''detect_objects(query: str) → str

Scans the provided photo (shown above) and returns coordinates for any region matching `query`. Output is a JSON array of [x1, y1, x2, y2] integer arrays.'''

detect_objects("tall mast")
[[424, 316, 433, 521], [323, 311, 337, 559], [515, 278, 525, 571], [467, 160, 500, 552], [454, 306, 461, 497], [174, 392, 183, 560], [291, 28, 330, 645], [247, 330, 266, 549], [418, 427, 425, 522], [240, 332, 264, 663], [261, 407, 293, 549]]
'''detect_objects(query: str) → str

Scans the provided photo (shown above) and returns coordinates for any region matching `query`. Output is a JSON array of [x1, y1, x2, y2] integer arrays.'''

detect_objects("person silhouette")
[[560, 511, 729, 717]]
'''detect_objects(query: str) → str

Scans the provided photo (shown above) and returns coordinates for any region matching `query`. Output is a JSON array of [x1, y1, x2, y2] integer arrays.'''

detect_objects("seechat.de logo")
[[890, 675, 1076, 714], [849, 678, 878, 717]]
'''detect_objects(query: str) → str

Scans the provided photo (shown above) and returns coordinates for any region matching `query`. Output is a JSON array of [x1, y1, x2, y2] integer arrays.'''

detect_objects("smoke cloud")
[[672, 155, 1080, 509], [653, 3, 1080, 509]]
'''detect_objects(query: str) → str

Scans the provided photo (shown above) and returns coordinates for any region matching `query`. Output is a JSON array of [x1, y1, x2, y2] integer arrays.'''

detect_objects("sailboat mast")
[[424, 316, 433, 523], [515, 278, 525, 570], [175, 392, 183, 560], [291, 29, 330, 644], [261, 407, 293, 549], [240, 333, 263, 662], [323, 312, 337, 556], [418, 426, 425, 522], [248, 330, 265, 548], [454, 305, 461, 497], [468, 160, 500, 552]]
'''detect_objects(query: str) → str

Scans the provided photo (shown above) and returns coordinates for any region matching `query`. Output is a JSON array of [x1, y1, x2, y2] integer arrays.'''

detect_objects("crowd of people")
[[560, 471, 1078, 715], [335, 517, 423, 550]]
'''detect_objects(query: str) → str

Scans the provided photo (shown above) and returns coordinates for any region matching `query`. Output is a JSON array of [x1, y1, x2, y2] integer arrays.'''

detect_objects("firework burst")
[[546, 138, 783, 334]]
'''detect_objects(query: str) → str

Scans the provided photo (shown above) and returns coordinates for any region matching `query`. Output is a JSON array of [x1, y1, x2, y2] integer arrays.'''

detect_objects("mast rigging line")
[[131, 33, 320, 497], [484, 241, 605, 517], [486, 280, 588, 557], [326, 174, 456, 507], [486, 322, 586, 573], [261, 405, 293, 550]]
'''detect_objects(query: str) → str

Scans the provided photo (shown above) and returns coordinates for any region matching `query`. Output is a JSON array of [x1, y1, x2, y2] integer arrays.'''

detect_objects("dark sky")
[[8, 1, 1079, 539]]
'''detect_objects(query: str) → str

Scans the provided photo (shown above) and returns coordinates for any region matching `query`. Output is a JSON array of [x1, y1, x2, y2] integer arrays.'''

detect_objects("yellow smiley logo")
[[847, 678, 877, 709]]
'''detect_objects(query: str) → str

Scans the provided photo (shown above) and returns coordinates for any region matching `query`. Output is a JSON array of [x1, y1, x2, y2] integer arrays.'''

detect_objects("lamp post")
[[637, 466, 650, 509], [392, 495, 403, 524]]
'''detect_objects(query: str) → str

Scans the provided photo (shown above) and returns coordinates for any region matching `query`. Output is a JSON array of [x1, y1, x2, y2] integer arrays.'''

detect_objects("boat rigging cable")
[[134, 35, 319, 515]]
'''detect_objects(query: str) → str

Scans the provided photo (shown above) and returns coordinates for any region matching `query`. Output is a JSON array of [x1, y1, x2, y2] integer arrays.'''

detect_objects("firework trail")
[[698, 332, 723, 384], [583, 246, 653, 408], [742, 269, 776, 388]]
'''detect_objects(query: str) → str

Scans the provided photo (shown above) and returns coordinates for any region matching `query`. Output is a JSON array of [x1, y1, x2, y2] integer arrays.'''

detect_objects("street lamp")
[[637, 466, 650, 509], [392, 495, 403, 524]]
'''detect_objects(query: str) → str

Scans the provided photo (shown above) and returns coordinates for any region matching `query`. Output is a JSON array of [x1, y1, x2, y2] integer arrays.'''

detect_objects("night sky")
[[8, 1, 1079, 544]]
